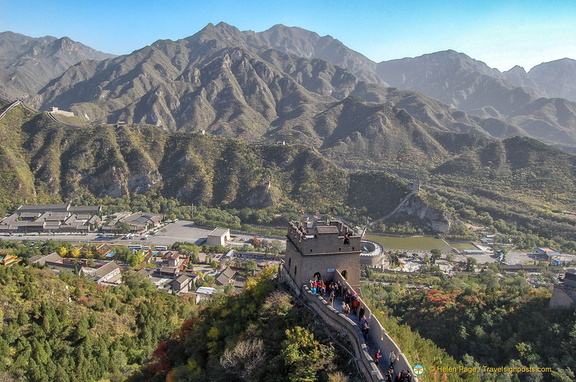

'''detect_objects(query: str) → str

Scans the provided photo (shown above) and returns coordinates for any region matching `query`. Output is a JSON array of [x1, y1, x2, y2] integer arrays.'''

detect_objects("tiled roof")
[[93, 261, 120, 277]]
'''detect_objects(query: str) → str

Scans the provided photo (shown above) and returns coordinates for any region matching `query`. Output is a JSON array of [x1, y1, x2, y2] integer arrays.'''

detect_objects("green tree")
[[115, 222, 132, 235], [74, 316, 89, 342], [281, 326, 335, 382], [388, 251, 400, 268], [463, 257, 477, 272], [430, 249, 442, 264]]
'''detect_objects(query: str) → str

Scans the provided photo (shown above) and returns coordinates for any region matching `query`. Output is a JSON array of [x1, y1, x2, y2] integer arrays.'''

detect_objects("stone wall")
[[285, 222, 361, 290], [279, 263, 301, 297], [300, 285, 383, 381], [332, 271, 417, 381], [287, 220, 361, 254], [549, 285, 576, 308], [280, 265, 417, 381], [286, 249, 361, 291], [50, 106, 74, 117], [281, 219, 416, 380]]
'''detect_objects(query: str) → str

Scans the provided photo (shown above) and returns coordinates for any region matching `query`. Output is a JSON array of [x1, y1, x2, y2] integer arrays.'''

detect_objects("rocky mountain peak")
[[506, 65, 527, 75], [0, 32, 115, 100], [526, 58, 576, 102]]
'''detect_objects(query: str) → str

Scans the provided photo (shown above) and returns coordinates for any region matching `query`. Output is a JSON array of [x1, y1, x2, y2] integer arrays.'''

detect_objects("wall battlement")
[[549, 271, 576, 308], [284, 219, 361, 293], [287, 220, 361, 255]]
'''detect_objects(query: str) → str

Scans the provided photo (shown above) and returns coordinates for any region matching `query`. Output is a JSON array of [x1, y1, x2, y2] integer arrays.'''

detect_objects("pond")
[[450, 242, 478, 251], [364, 234, 453, 252]]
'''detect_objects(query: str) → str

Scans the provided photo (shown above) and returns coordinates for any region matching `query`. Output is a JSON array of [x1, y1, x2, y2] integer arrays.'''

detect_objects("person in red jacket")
[[373, 349, 382, 366], [351, 296, 360, 315]]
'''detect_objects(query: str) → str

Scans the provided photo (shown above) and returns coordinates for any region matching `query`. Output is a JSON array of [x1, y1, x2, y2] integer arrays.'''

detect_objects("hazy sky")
[[2, 0, 575, 71]]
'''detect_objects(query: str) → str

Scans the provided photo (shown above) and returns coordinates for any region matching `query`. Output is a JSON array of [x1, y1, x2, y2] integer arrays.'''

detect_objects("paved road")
[[2, 221, 543, 267], [0, 219, 263, 247], [464, 251, 546, 265]]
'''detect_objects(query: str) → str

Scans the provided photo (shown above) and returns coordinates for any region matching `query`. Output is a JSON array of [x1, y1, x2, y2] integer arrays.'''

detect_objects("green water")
[[365, 234, 453, 252], [451, 242, 478, 251]]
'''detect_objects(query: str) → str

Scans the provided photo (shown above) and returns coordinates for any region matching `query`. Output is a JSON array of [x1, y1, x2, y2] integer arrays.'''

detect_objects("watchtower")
[[549, 270, 576, 308], [283, 220, 361, 292]]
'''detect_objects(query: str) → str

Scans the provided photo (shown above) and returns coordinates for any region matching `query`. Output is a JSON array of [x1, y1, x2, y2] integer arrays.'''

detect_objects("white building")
[[206, 228, 230, 246]]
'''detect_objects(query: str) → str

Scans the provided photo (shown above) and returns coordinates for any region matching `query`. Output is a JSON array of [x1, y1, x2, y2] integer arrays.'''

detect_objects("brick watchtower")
[[283, 220, 361, 292]]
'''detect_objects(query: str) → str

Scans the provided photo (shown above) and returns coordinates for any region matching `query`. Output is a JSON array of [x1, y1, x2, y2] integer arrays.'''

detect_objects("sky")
[[2, 0, 575, 72]]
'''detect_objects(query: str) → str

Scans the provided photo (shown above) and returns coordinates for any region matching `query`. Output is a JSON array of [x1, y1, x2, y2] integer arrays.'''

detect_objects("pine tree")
[[73, 316, 89, 342]]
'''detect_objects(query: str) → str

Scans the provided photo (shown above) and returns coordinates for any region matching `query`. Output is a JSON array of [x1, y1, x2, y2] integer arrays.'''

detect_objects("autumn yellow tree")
[[70, 248, 81, 258]]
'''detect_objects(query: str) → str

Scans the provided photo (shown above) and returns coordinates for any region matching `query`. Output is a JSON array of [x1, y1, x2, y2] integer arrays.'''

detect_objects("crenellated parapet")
[[284, 220, 362, 291], [287, 220, 361, 255]]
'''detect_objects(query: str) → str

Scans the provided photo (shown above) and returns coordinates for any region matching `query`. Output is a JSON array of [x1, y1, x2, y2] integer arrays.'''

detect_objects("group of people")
[[343, 289, 362, 315], [311, 275, 372, 340], [310, 275, 412, 381], [374, 349, 413, 382], [360, 314, 370, 340], [373, 349, 395, 368], [385, 369, 413, 382], [309, 277, 342, 300]]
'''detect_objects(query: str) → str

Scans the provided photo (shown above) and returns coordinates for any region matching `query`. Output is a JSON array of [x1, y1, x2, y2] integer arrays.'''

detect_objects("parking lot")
[[0, 219, 261, 247]]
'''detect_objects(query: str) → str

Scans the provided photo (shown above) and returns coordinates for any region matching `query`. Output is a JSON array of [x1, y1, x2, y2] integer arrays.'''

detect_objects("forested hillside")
[[0, 265, 194, 382], [129, 266, 362, 382], [0, 101, 410, 222], [364, 269, 576, 381], [424, 135, 576, 248], [4, 99, 576, 248]]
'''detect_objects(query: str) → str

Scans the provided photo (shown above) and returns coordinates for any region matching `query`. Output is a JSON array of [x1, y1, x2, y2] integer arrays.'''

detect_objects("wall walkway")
[[280, 265, 418, 381], [0, 99, 21, 120]]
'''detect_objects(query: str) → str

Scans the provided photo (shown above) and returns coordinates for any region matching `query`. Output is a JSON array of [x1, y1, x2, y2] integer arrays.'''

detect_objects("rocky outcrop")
[[387, 194, 453, 234], [127, 171, 162, 194], [244, 182, 281, 208], [88, 166, 128, 198], [88, 167, 161, 198]]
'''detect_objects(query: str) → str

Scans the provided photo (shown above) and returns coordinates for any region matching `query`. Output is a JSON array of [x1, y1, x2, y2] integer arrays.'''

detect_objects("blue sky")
[[2, 0, 575, 71]]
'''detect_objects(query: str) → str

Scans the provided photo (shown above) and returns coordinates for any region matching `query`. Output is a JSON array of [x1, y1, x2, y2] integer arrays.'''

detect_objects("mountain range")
[[1, 22, 572, 153], [1, 22, 576, 241]]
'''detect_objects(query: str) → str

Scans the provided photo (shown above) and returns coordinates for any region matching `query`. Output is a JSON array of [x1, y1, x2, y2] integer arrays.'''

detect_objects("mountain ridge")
[[375, 50, 576, 147], [2, 102, 418, 222], [25, 24, 548, 155], [4, 24, 576, 150], [2, 24, 576, 244], [0, 31, 115, 100]]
